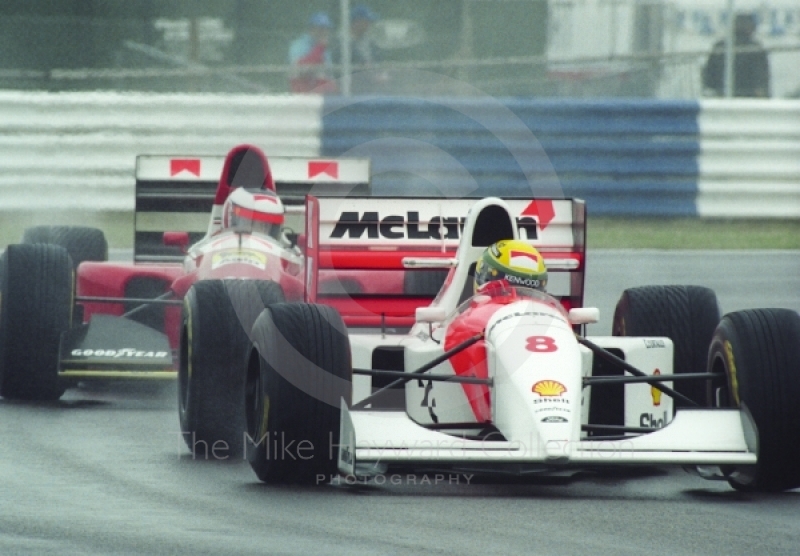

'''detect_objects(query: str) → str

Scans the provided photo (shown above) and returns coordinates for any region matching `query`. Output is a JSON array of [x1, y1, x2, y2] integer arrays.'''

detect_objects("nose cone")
[[486, 301, 582, 461]]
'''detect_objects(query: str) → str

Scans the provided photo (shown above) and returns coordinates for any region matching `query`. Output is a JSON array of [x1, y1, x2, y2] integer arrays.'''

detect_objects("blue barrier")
[[322, 98, 700, 216]]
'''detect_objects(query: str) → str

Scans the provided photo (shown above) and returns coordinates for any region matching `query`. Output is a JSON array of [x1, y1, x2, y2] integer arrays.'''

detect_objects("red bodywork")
[[77, 237, 307, 348], [77, 262, 185, 347], [77, 145, 300, 349], [76, 145, 411, 352], [310, 247, 581, 329]]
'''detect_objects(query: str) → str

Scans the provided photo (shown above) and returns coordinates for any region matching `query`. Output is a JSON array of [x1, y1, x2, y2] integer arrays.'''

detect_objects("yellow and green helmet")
[[474, 239, 548, 292]]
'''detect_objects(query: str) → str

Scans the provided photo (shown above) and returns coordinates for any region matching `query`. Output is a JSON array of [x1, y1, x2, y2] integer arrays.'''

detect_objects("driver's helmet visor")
[[230, 205, 282, 239], [475, 260, 546, 291], [474, 260, 503, 289]]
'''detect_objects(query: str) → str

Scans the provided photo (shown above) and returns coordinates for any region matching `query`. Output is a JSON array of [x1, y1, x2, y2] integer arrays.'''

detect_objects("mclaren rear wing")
[[303, 195, 586, 328], [133, 155, 370, 262]]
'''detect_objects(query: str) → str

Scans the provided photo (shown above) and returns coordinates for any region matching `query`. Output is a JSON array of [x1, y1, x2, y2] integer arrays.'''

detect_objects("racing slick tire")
[[179, 279, 285, 459], [21, 225, 108, 270], [0, 244, 72, 400], [707, 309, 800, 492], [403, 269, 449, 297], [246, 303, 352, 484], [612, 285, 720, 407]]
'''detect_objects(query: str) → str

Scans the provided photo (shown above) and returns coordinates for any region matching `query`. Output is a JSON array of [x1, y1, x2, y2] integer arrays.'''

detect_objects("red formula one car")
[[0, 145, 370, 402]]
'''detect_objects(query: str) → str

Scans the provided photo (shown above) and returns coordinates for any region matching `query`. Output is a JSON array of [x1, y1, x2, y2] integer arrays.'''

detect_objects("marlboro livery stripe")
[[233, 206, 283, 224], [308, 161, 339, 178], [170, 159, 201, 177]]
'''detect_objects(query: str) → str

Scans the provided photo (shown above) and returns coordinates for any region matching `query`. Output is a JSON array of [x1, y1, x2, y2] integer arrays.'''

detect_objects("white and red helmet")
[[222, 187, 285, 239]]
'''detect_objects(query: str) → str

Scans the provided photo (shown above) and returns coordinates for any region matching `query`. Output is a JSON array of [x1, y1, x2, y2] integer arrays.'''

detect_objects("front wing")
[[58, 314, 175, 380], [338, 405, 757, 476]]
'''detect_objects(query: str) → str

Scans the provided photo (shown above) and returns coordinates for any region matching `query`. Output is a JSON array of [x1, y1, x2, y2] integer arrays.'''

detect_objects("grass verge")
[[587, 217, 800, 249], [1, 212, 798, 250]]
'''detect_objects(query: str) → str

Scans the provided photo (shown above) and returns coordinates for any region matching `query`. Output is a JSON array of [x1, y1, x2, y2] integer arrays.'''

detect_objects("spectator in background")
[[288, 12, 337, 94], [702, 13, 770, 98], [332, 4, 387, 94], [349, 5, 380, 68]]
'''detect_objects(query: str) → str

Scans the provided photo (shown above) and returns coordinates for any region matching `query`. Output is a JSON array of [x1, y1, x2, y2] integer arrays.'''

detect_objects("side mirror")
[[284, 233, 298, 249], [281, 227, 297, 248], [568, 307, 600, 325], [416, 306, 447, 323], [163, 231, 190, 253]]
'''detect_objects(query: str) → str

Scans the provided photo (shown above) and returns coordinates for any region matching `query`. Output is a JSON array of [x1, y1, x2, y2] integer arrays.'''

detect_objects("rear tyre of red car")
[[246, 303, 352, 484], [0, 244, 72, 400], [612, 285, 720, 407], [179, 279, 285, 459], [707, 308, 800, 492], [21, 225, 108, 270]]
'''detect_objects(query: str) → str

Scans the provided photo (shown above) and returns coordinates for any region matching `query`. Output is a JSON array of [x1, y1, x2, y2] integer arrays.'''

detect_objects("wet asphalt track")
[[0, 250, 798, 556]]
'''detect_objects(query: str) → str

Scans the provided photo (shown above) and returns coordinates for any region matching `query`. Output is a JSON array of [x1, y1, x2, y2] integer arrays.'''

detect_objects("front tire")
[[179, 280, 285, 459], [246, 303, 352, 484], [612, 285, 720, 407], [708, 309, 800, 492], [0, 244, 72, 400]]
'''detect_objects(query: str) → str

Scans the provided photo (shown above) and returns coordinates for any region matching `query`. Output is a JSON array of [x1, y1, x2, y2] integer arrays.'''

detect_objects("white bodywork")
[[337, 197, 757, 477]]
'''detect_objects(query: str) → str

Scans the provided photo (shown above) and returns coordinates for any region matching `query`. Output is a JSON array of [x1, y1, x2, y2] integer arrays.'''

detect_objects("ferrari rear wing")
[[304, 195, 586, 328], [133, 155, 370, 262]]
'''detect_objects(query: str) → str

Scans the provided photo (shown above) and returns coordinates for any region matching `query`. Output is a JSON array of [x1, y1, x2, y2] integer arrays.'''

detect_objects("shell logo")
[[532, 380, 567, 397], [651, 369, 662, 406]]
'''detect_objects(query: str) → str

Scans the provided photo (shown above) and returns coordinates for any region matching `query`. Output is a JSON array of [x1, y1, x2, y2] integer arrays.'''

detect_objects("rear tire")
[[707, 309, 800, 492], [22, 226, 108, 270], [246, 303, 352, 484], [612, 285, 720, 407], [179, 280, 285, 459], [0, 244, 72, 400]]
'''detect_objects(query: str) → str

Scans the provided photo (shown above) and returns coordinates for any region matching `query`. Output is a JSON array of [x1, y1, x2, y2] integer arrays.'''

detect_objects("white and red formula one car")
[[241, 195, 800, 492]]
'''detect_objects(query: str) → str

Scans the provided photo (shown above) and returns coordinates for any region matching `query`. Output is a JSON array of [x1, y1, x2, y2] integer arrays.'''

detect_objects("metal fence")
[[1, 2, 797, 99]]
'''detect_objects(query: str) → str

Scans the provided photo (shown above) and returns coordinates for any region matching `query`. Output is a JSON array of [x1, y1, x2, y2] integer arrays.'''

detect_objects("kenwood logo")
[[330, 211, 539, 240]]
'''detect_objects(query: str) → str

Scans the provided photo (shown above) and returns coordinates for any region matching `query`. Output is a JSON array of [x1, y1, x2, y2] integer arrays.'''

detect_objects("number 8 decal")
[[525, 336, 557, 352]]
